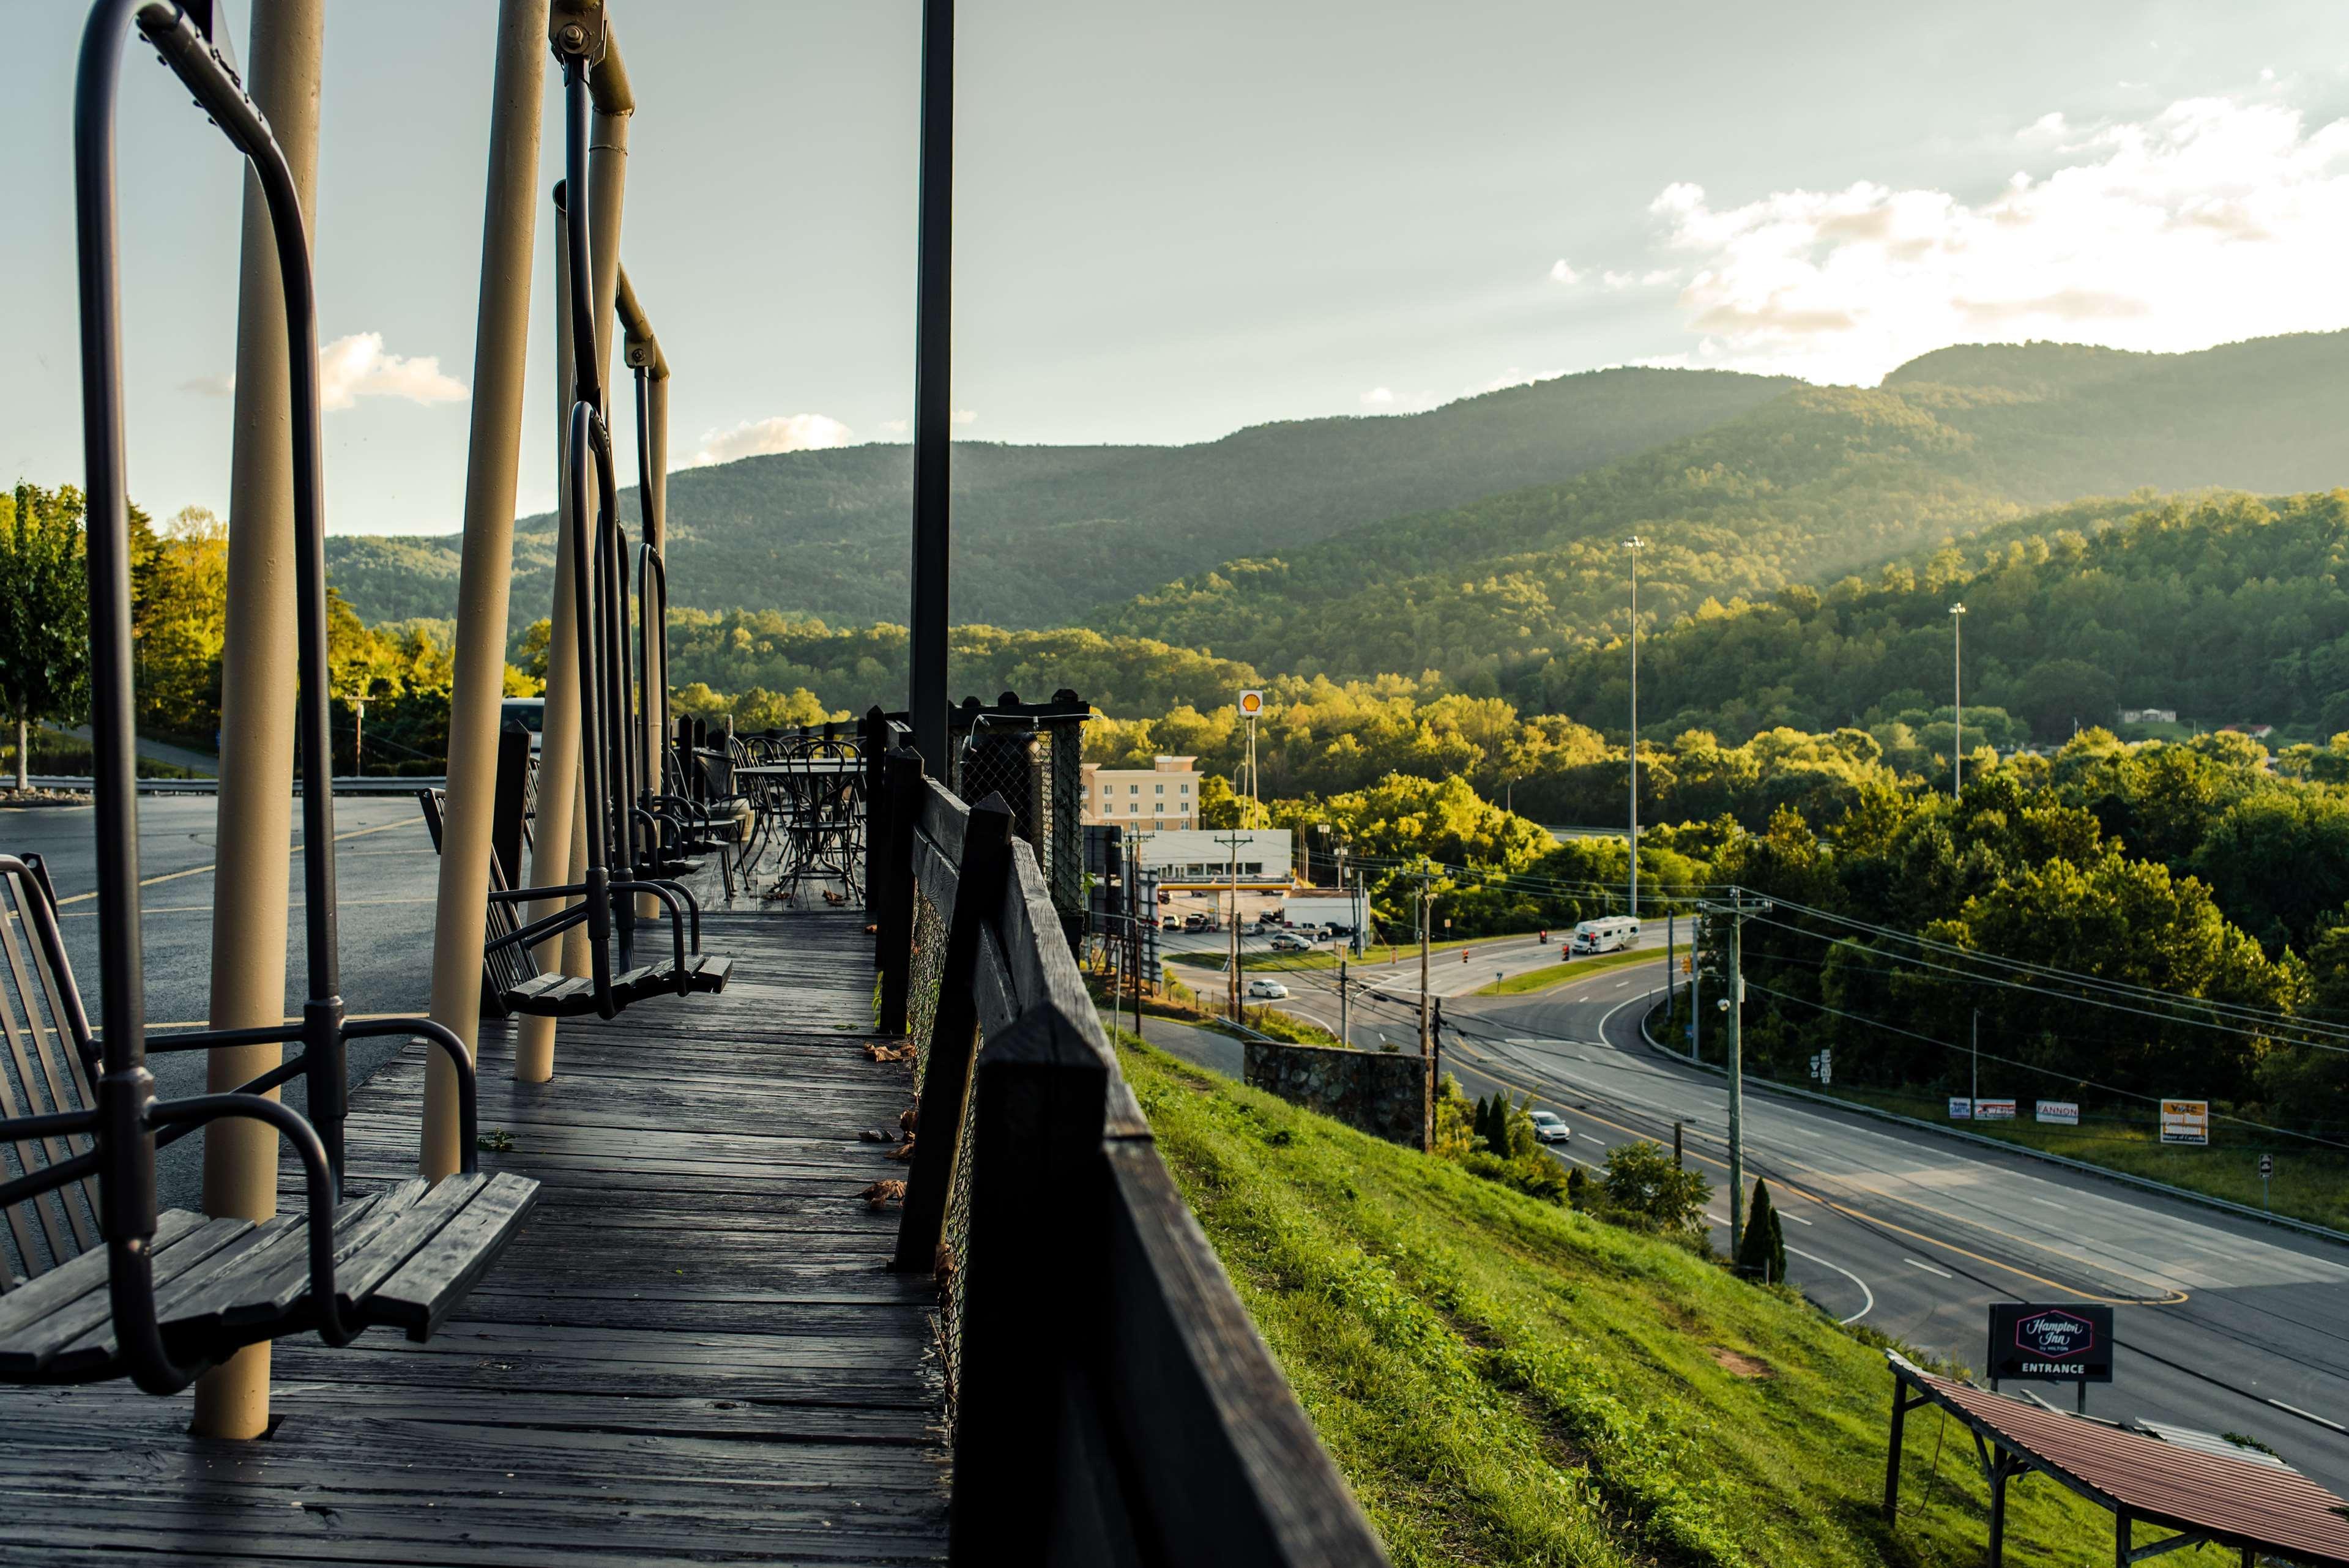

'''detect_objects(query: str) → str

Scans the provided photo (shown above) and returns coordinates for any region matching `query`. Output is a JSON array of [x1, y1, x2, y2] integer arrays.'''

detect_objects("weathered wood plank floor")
[[0, 909, 947, 1566]]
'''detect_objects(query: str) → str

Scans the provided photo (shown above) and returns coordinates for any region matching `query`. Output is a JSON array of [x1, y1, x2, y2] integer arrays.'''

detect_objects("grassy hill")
[[1535, 488, 2349, 743], [1096, 332, 2349, 689], [1120, 1037, 2116, 1567], [325, 366, 1792, 633]]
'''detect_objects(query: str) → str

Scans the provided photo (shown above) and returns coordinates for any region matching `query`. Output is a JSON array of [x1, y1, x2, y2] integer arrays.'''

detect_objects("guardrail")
[[872, 747, 1390, 1566]]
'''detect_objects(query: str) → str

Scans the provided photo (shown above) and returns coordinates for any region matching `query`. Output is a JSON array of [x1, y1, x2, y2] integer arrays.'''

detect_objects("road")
[[1205, 943, 2349, 1492], [1, 793, 444, 1211]]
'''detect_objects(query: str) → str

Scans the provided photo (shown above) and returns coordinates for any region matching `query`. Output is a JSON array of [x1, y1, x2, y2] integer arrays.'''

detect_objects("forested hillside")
[[326, 366, 1790, 630], [1536, 489, 2349, 741], [1098, 331, 2349, 688]]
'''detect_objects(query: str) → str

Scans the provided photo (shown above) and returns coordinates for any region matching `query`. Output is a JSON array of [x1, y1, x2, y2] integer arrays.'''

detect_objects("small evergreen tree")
[[1737, 1178, 1789, 1284]]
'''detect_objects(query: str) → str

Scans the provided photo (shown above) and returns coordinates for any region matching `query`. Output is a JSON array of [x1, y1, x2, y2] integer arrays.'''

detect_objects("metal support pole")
[[194, 0, 324, 1443], [906, 0, 954, 768], [425, 0, 547, 1175], [519, 29, 628, 1080], [1729, 905, 1746, 1244], [1418, 872, 1432, 1055], [1989, 1449, 2010, 1567]]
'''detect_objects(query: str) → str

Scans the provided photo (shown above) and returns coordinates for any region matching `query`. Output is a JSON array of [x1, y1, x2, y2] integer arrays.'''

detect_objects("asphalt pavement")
[[1199, 930, 2349, 1492], [1, 793, 443, 1212]]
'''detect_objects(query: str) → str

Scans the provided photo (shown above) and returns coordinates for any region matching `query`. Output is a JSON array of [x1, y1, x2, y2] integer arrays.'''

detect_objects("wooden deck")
[[0, 910, 949, 1566]]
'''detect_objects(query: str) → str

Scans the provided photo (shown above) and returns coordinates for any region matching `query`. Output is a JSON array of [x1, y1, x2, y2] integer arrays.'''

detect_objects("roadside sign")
[[1987, 1303, 2114, 1385], [1948, 1097, 1973, 1120], [2160, 1100, 2210, 1146], [1976, 1098, 2017, 1120], [2258, 1153, 2274, 1176], [1237, 689, 1265, 718], [2035, 1100, 2079, 1126], [1819, 1049, 1831, 1086]]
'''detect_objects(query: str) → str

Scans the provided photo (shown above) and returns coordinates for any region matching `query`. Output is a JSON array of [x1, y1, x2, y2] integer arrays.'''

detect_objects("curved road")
[[1207, 938, 2349, 1492]]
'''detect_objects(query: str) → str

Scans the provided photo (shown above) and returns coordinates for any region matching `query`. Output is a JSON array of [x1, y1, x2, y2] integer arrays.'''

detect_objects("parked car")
[[1268, 932, 1311, 953], [1161, 916, 1181, 931], [1183, 913, 1210, 932], [1245, 978, 1290, 1000], [1527, 1110, 1572, 1144]]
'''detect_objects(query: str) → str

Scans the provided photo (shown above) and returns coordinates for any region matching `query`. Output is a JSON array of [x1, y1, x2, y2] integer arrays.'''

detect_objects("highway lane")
[[1258, 951, 2349, 1490], [1, 794, 447, 1211]]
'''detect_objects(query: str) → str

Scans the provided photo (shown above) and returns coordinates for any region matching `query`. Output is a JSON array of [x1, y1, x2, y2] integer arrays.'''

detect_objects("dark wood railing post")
[[877, 749, 925, 1036], [892, 794, 1013, 1274], [862, 705, 888, 947], [948, 1003, 1109, 1562], [491, 718, 532, 888]]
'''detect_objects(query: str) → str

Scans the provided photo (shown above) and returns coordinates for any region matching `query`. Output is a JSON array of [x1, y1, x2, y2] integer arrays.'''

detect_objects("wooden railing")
[[872, 749, 1390, 1567]]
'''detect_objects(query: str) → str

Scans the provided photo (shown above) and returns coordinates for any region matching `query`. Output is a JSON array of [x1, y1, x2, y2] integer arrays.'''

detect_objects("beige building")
[[1081, 755, 1200, 830]]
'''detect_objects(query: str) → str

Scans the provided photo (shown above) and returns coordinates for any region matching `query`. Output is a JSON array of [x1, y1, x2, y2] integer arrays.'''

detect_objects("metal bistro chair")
[[0, 0, 538, 1395]]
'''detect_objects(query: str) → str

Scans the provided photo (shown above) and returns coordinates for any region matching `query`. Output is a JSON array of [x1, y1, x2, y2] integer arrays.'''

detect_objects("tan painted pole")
[[518, 30, 631, 1083], [422, 0, 549, 1174], [193, 0, 324, 1442], [516, 191, 586, 1085]]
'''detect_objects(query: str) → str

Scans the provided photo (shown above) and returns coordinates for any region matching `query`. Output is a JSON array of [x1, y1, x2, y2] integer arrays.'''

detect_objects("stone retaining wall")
[[1243, 1039, 1432, 1151]]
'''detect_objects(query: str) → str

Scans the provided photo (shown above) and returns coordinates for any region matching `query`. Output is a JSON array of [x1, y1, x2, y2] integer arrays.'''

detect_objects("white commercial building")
[[1081, 755, 1201, 831], [1130, 828, 1293, 888]]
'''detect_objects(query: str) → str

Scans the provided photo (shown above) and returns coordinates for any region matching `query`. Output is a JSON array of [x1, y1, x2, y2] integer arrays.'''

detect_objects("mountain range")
[[326, 365, 1791, 633]]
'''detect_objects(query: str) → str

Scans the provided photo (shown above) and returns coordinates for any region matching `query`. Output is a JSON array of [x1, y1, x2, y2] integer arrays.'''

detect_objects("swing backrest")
[[0, 856, 102, 1289]]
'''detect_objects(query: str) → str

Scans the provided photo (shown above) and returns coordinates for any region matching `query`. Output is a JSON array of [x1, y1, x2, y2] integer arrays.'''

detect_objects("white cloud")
[[1360, 387, 1396, 405], [879, 417, 910, 436], [180, 332, 466, 411], [1648, 95, 2349, 384], [953, 407, 978, 426], [317, 333, 466, 411], [1547, 258, 1581, 285], [1602, 270, 1636, 289], [1360, 385, 1438, 412], [688, 413, 856, 467]]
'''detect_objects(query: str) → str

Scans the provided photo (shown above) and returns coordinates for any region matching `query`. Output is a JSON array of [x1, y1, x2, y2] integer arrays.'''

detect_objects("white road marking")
[[2266, 1399, 2349, 1434], [1787, 1244, 1874, 1324], [2030, 1197, 2068, 1211], [1902, 1257, 1954, 1279], [1780, 1211, 1813, 1226]]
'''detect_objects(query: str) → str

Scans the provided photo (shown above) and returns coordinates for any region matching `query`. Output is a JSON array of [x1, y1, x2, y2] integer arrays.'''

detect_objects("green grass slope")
[[1120, 1038, 2116, 1567], [324, 366, 1790, 634]]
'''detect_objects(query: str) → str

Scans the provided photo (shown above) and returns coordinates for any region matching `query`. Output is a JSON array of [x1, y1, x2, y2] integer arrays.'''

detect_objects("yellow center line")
[[50, 817, 423, 907], [1450, 1041, 2186, 1307]]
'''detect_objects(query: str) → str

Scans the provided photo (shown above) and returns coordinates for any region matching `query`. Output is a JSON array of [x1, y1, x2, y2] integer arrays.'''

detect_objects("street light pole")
[[1625, 537, 1645, 918], [1950, 602, 1967, 800]]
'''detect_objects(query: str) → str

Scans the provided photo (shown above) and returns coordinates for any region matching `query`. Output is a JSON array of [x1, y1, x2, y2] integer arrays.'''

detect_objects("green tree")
[[0, 484, 91, 790], [1736, 1179, 1788, 1284], [1599, 1140, 1710, 1233]]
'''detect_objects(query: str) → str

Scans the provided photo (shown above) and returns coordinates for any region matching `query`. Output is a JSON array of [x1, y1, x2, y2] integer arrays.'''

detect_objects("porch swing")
[[477, 23, 732, 1020], [0, 0, 538, 1393]]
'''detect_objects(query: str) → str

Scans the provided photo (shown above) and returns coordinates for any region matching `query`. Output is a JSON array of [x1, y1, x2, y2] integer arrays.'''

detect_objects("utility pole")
[[1130, 839, 1144, 1045], [1339, 954, 1350, 1049], [1699, 890, 1773, 1246], [1949, 602, 1967, 800], [1223, 820, 1244, 1022], [1625, 535, 1645, 917], [1418, 866, 1434, 1057], [1666, 910, 1676, 1020], [1971, 1009, 1979, 1112], [1432, 996, 1443, 1085]]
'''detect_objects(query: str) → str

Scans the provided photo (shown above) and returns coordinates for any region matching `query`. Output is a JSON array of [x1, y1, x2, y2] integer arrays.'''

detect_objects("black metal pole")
[[907, 0, 953, 770]]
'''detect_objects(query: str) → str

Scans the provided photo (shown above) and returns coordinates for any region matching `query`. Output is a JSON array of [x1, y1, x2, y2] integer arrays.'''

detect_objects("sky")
[[7, 0, 2349, 537]]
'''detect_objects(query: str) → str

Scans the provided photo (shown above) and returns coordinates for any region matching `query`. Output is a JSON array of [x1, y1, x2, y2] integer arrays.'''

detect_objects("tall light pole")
[[1949, 602, 1967, 800], [1625, 537, 1645, 918]]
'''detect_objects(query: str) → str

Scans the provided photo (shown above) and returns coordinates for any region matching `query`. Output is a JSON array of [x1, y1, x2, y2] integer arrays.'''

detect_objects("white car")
[[1245, 978, 1290, 1001], [1527, 1110, 1572, 1144], [1268, 933, 1311, 953]]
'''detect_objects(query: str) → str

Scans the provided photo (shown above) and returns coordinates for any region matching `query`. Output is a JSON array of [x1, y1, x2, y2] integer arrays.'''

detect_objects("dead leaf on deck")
[[860, 1178, 907, 1210], [863, 1041, 916, 1063], [887, 1138, 917, 1162]]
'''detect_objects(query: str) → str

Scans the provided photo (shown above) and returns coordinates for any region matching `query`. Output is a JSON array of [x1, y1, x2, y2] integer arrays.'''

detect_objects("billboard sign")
[[1948, 1097, 1972, 1120], [1976, 1099, 2017, 1120], [2035, 1101, 2079, 1126], [2160, 1100, 2210, 1146], [1987, 1303, 2114, 1384]]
